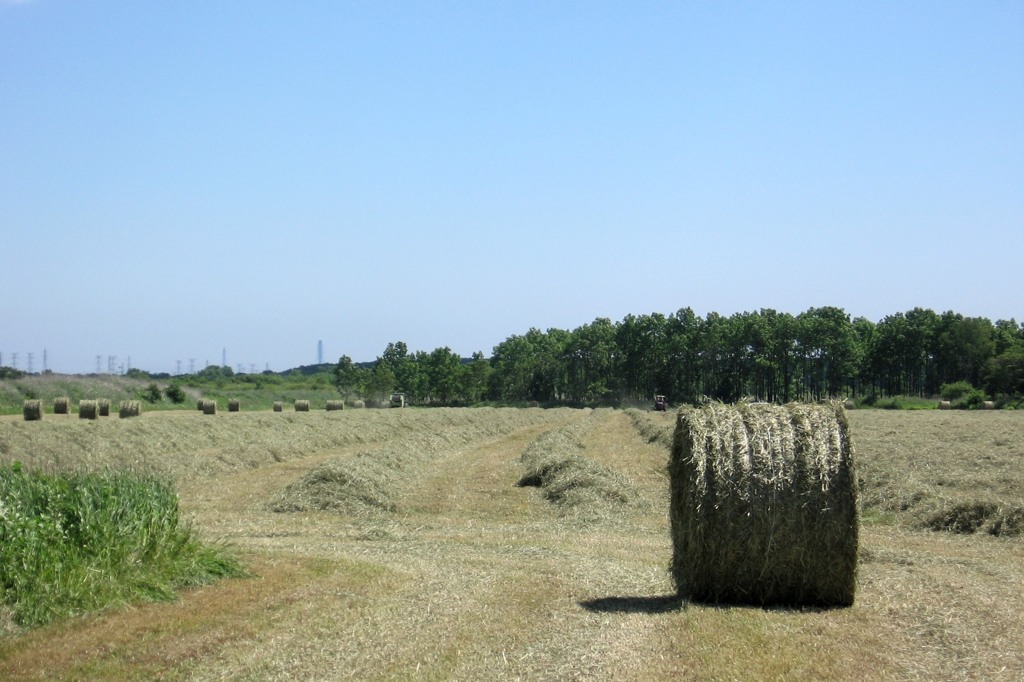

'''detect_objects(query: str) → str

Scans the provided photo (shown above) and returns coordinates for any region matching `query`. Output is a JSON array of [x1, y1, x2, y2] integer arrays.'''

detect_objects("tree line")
[[335, 306, 1024, 407]]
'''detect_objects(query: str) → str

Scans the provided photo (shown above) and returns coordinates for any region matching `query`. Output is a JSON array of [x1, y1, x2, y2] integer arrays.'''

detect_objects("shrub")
[[142, 383, 163, 404], [164, 382, 187, 404], [0, 463, 243, 627], [940, 381, 976, 401]]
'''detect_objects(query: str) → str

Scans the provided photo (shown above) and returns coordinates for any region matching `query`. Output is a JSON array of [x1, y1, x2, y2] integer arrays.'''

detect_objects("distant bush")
[[164, 382, 187, 404], [141, 383, 163, 404], [940, 381, 975, 401]]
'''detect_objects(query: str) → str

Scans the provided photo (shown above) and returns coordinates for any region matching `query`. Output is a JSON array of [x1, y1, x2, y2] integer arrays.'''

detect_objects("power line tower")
[[97, 356, 102, 373], [222, 348, 227, 367], [318, 339, 324, 365], [108, 356, 117, 374], [26, 353, 33, 374], [176, 360, 182, 375], [43, 348, 47, 372], [189, 359, 196, 374], [11, 353, 17, 370]]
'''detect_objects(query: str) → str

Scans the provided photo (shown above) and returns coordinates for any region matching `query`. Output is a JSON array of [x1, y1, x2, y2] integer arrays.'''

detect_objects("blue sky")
[[2, 1, 1022, 375]]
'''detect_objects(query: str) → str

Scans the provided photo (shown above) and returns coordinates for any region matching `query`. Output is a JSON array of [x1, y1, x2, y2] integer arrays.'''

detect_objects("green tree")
[[460, 351, 492, 404], [424, 347, 463, 404], [333, 355, 367, 397], [564, 318, 618, 404]]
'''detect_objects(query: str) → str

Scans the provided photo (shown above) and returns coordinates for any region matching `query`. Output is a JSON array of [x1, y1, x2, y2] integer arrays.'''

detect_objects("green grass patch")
[[0, 462, 244, 628]]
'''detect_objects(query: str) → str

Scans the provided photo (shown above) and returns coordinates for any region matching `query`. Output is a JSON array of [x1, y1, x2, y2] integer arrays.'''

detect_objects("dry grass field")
[[0, 406, 1021, 680]]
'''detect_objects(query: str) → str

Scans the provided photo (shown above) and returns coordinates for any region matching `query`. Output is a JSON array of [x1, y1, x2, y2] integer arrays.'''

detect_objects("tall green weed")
[[0, 463, 243, 628]]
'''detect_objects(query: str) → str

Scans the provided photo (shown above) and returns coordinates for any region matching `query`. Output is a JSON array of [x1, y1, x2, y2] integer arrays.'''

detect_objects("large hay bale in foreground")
[[98, 399, 111, 416], [294, 400, 310, 412], [670, 402, 859, 607], [23, 400, 43, 421], [272, 401, 283, 412], [326, 400, 345, 411], [54, 397, 70, 414], [228, 398, 240, 412], [78, 400, 98, 420], [201, 399, 217, 415]]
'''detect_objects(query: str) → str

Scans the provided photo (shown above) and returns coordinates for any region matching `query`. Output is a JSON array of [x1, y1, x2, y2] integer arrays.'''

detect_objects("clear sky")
[[2, 1, 1022, 375]]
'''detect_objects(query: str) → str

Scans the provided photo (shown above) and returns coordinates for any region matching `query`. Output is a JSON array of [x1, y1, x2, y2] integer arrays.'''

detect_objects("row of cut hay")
[[851, 410, 1024, 537], [624, 408, 675, 449], [518, 410, 643, 516], [1, 407, 578, 485], [270, 408, 585, 515], [669, 401, 859, 607], [23, 398, 111, 421]]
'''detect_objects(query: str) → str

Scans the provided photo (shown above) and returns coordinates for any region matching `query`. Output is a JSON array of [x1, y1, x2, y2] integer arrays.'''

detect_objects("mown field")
[[0, 406, 1022, 681]]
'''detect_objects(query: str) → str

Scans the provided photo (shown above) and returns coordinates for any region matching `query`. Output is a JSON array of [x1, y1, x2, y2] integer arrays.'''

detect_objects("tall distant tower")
[[222, 348, 227, 367], [318, 340, 323, 365]]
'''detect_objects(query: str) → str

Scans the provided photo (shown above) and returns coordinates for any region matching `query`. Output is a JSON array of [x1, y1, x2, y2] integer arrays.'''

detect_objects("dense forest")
[[330, 306, 1024, 407]]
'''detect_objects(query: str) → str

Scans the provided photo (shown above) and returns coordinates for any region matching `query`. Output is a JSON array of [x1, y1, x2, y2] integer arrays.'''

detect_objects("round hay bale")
[[981, 401, 996, 410], [294, 400, 310, 412], [23, 400, 43, 421], [228, 398, 240, 412], [78, 400, 98, 420], [54, 396, 70, 414], [938, 400, 952, 410], [273, 401, 283, 412], [669, 401, 859, 607], [326, 400, 345, 411], [351, 400, 365, 409], [202, 399, 217, 415], [119, 400, 141, 419], [197, 400, 205, 411], [98, 399, 111, 416], [842, 399, 855, 410]]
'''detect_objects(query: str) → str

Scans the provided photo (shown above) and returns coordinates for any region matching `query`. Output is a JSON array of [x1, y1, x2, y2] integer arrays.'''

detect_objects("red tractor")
[[654, 395, 668, 411]]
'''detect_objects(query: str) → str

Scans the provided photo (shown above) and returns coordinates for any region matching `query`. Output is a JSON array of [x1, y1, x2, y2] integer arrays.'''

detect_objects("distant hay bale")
[[351, 400, 365, 409], [201, 400, 217, 415], [228, 398, 240, 412], [197, 400, 205, 411], [939, 401, 952, 410], [22, 400, 43, 421], [98, 399, 110, 416], [78, 400, 98, 420], [326, 400, 345, 411], [118, 400, 142, 418], [294, 400, 310, 412], [981, 401, 996, 410], [54, 397, 70, 414], [842, 399, 855, 410], [669, 402, 859, 607], [273, 401, 283, 412]]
